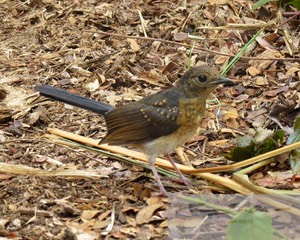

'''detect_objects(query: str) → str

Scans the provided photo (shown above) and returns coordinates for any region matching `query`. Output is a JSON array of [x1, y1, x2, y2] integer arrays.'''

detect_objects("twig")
[[137, 10, 148, 37], [46, 128, 300, 174], [84, 30, 300, 62]]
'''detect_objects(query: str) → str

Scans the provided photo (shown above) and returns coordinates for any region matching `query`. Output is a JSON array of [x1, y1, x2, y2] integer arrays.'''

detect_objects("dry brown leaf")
[[245, 107, 268, 123], [254, 76, 269, 86], [249, 49, 283, 71], [264, 33, 280, 43], [68, 16, 77, 25], [82, 80, 100, 92], [159, 220, 168, 228], [146, 196, 164, 205], [226, 118, 239, 129], [125, 216, 136, 227], [162, 62, 178, 75], [120, 227, 138, 235], [173, 32, 189, 41], [98, 210, 112, 221], [253, 171, 294, 189], [263, 85, 289, 97], [256, 36, 274, 50], [133, 183, 144, 198], [93, 220, 110, 229], [137, 70, 164, 86], [286, 66, 300, 77], [215, 56, 229, 65], [0, 174, 13, 180], [40, 52, 61, 60], [81, 210, 101, 221], [136, 203, 163, 225], [72, 66, 92, 76], [2, 0, 300, 238], [169, 216, 205, 230], [208, 0, 228, 4], [222, 108, 239, 120], [127, 38, 140, 52], [208, 139, 229, 146], [66, 221, 100, 239], [247, 66, 260, 76]]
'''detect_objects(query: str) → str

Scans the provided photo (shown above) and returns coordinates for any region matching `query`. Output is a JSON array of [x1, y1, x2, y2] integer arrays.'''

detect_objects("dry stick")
[[137, 10, 148, 38], [47, 134, 300, 217], [45, 129, 300, 216], [45, 128, 299, 196], [234, 171, 300, 217], [0, 162, 107, 178], [279, 11, 300, 27], [255, 194, 300, 216], [46, 128, 251, 194], [197, 23, 272, 30], [187, 142, 300, 173], [84, 30, 300, 62], [47, 128, 300, 174]]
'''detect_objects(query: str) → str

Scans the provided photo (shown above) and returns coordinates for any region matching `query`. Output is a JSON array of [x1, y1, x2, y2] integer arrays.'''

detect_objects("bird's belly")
[[141, 123, 199, 156]]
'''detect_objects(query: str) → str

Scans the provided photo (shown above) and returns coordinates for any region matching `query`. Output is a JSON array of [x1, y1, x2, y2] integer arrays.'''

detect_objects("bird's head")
[[177, 66, 234, 98]]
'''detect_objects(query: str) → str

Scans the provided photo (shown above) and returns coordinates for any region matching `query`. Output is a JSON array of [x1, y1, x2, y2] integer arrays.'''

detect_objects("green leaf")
[[251, 0, 278, 11], [222, 29, 263, 75], [287, 128, 300, 174], [226, 130, 284, 162], [226, 209, 273, 240], [226, 147, 255, 162], [274, 129, 285, 142], [289, 0, 300, 10], [287, 129, 300, 145], [257, 130, 284, 155], [293, 116, 300, 131], [289, 148, 300, 175], [226, 135, 255, 161]]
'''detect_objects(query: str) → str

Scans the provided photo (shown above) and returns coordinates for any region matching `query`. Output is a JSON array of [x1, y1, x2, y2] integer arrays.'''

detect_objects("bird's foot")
[[156, 181, 170, 197], [178, 175, 193, 187], [152, 190, 169, 198], [165, 154, 193, 188]]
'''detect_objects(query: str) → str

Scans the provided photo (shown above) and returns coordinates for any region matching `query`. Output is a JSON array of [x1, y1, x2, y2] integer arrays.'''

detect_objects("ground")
[[0, 0, 300, 239]]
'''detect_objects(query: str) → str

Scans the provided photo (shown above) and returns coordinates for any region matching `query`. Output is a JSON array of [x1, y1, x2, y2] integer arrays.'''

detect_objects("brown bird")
[[35, 66, 234, 195]]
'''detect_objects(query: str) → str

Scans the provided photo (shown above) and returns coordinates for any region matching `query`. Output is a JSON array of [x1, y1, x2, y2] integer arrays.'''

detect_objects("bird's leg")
[[165, 154, 192, 187], [148, 155, 168, 196]]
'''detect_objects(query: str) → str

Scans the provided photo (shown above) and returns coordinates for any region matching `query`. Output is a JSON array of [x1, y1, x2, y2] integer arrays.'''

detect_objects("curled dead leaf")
[[136, 203, 163, 225], [215, 56, 229, 65], [286, 67, 300, 77]]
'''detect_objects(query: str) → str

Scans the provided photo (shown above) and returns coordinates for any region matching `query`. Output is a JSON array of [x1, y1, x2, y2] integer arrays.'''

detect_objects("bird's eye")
[[198, 75, 207, 83]]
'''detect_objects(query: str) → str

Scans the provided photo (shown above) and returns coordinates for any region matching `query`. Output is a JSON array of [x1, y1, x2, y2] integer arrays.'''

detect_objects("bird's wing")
[[101, 89, 183, 145]]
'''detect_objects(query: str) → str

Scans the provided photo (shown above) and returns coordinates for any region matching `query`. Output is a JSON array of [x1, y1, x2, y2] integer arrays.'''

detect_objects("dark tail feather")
[[35, 85, 114, 115]]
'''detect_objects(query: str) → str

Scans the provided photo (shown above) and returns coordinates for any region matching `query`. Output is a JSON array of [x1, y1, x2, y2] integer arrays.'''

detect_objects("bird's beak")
[[218, 76, 235, 86]]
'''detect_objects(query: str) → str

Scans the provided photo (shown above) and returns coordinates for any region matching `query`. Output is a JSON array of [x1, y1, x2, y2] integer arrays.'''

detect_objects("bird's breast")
[[177, 97, 206, 127], [139, 98, 206, 156]]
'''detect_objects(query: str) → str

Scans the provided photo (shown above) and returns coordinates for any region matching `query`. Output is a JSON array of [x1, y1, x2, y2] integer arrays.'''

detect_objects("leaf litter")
[[0, 0, 300, 239]]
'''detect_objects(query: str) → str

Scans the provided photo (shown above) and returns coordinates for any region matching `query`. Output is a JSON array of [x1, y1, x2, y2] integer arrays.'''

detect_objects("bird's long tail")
[[34, 85, 115, 115]]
